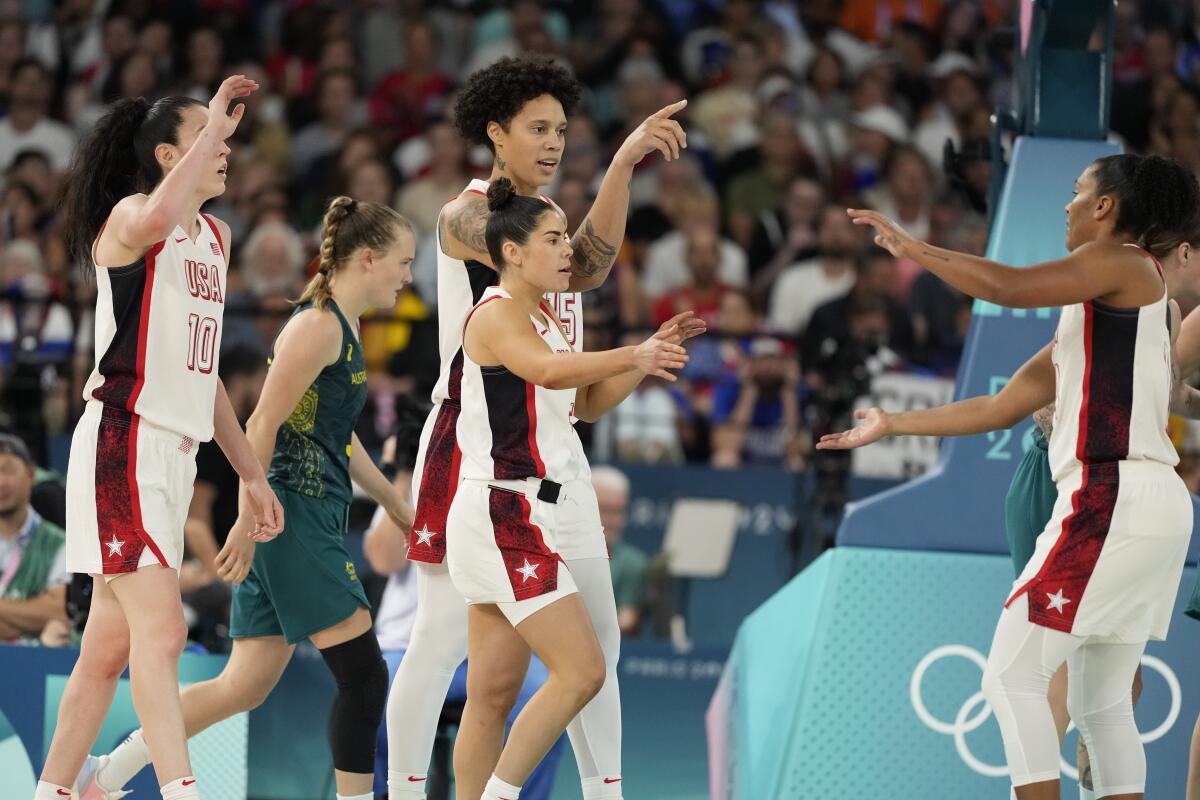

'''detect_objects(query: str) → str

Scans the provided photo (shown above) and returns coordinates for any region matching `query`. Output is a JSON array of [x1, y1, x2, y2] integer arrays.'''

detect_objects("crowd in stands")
[[5, 0, 1200, 646]]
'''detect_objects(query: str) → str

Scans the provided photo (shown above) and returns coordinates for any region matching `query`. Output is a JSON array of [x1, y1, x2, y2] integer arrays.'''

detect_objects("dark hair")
[[8, 149, 50, 174], [59, 95, 205, 265], [0, 432, 33, 465], [9, 56, 46, 85], [1091, 154, 1200, 258], [484, 177, 557, 268], [3, 180, 38, 207], [453, 56, 582, 152], [297, 195, 413, 310]]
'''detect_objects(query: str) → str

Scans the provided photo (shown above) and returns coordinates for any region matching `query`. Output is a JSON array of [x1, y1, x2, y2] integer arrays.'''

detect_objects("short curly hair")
[[453, 56, 582, 153]]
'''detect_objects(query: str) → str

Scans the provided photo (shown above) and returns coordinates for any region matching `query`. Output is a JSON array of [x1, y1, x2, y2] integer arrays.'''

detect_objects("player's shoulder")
[[277, 304, 345, 361], [202, 213, 232, 250]]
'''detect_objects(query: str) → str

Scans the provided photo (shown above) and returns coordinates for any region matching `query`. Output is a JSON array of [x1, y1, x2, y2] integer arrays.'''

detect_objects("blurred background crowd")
[[5, 0, 1200, 653]]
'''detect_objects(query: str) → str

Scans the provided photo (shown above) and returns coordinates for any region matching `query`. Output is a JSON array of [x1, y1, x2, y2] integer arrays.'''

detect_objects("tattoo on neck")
[[570, 218, 618, 278], [496, 155, 506, 173]]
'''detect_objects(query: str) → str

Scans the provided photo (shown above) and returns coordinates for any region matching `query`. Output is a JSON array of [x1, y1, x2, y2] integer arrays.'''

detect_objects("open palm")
[[815, 407, 891, 450]]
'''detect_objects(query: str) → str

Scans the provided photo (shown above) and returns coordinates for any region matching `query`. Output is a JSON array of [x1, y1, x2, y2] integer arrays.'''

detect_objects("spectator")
[[7, 150, 55, 208], [394, 120, 470, 236], [651, 226, 730, 328], [346, 158, 397, 208], [768, 204, 864, 337], [291, 69, 364, 179], [796, 46, 852, 179], [690, 33, 763, 161], [642, 189, 748, 297], [611, 376, 686, 464], [0, 433, 68, 643], [0, 19, 26, 111], [910, 216, 986, 372], [224, 221, 308, 351], [724, 110, 814, 249], [914, 54, 987, 174], [748, 176, 825, 298], [0, 59, 76, 171], [865, 145, 935, 242], [710, 336, 807, 470], [848, 103, 908, 194], [592, 466, 649, 636], [839, 0, 944, 44], [369, 19, 452, 148], [803, 248, 914, 378], [0, 238, 73, 368]]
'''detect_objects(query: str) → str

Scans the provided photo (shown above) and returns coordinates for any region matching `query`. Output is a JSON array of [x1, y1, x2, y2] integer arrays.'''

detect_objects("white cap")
[[928, 51, 979, 80], [851, 104, 910, 142]]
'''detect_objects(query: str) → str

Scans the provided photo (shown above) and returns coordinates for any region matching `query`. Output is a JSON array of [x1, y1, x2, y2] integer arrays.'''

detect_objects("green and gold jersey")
[[267, 300, 368, 504]]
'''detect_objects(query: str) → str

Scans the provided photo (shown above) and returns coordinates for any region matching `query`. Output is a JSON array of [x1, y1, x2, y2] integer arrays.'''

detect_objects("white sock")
[[335, 794, 373, 800], [387, 771, 428, 798], [582, 774, 625, 799], [160, 776, 201, 799], [34, 781, 72, 800], [481, 774, 522, 800], [103, 729, 152, 788]]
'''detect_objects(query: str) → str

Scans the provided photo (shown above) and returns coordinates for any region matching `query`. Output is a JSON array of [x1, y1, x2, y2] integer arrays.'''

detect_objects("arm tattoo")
[[921, 247, 952, 262], [571, 218, 618, 278], [440, 201, 489, 255]]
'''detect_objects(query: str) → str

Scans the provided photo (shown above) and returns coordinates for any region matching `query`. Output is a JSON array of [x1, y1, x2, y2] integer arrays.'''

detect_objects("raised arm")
[[97, 76, 256, 265], [567, 100, 688, 291], [469, 299, 688, 391], [817, 342, 1056, 450], [847, 209, 1162, 309]]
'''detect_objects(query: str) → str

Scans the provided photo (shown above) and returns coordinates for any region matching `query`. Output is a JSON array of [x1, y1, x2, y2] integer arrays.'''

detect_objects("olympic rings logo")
[[910, 644, 1181, 780]]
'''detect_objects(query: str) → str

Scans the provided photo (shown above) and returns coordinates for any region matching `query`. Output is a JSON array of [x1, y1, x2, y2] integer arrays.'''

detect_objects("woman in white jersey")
[[388, 55, 687, 800], [451, 178, 700, 800], [848, 153, 1200, 800], [33, 77, 284, 800]]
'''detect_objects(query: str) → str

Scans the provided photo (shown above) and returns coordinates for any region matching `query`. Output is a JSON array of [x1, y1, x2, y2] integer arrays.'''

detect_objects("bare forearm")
[[214, 381, 267, 482], [0, 588, 67, 635], [536, 347, 638, 390], [364, 517, 410, 575], [569, 162, 631, 290], [574, 370, 645, 422], [1173, 384, 1200, 419], [136, 127, 226, 241], [888, 395, 1012, 437], [908, 243, 1027, 307]]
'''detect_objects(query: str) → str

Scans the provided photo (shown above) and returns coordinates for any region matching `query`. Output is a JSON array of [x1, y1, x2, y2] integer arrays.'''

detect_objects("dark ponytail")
[[484, 177, 555, 269], [59, 95, 204, 266], [1091, 154, 1200, 258]]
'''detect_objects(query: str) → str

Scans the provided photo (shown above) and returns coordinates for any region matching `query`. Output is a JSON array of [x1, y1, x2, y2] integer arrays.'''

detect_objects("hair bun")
[[487, 178, 518, 212]]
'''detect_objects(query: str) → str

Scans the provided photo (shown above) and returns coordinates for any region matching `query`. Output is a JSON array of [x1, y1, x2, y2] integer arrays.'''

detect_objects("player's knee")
[[135, 614, 188, 662], [79, 637, 130, 681], [560, 652, 606, 709], [321, 631, 388, 773], [229, 671, 277, 713], [470, 669, 525, 723]]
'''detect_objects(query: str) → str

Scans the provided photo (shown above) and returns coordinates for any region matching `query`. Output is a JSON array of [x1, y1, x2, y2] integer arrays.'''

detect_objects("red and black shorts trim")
[[95, 406, 168, 574], [488, 486, 560, 601], [408, 401, 461, 564]]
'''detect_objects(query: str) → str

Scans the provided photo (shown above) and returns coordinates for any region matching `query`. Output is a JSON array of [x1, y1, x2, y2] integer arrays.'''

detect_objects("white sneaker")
[[75, 755, 131, 800]]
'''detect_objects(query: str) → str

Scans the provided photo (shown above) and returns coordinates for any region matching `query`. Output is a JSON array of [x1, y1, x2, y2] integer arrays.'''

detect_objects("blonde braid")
[[296, 196, 357, 310]]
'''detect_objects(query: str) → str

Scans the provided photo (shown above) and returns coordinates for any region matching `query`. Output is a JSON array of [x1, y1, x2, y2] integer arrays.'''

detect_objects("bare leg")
[[453, 608, 531, 800], [106, 566, 192, 784], [40, 576, 130, 786], [493, 595, 606, 786], [178, 636, 294, 736], [1186, 713, 1200, 800]]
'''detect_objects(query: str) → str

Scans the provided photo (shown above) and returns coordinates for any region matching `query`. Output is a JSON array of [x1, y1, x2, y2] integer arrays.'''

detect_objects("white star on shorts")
[[414, 524, 436, 546], [516, 558, 540, 583], [106, 535, 125, 557], [1046, 588, 1072, 614]]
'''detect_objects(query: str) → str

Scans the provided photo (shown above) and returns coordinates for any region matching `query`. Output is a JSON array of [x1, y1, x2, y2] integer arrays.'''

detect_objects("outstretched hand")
[[614, 100, 688, 167], [847, 208, 917, 260], [815, 407, 892, 450], [654, 310, 707, 346]]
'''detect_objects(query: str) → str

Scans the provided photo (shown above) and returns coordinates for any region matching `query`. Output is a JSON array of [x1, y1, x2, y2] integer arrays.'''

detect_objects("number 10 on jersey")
[[187, 313, 218, 374]]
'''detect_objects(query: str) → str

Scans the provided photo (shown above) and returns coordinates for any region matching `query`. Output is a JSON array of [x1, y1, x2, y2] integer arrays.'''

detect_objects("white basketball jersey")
[[457, 286, 590, 484], [83, 213, 227, 442], [430, 179, 582, 407], [1048, 246, 1176, 481]]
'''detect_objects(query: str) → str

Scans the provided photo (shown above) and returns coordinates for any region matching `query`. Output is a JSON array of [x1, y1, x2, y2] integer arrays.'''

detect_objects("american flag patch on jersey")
[[179, 436, 194, 454], [210, 241, 222, 257]]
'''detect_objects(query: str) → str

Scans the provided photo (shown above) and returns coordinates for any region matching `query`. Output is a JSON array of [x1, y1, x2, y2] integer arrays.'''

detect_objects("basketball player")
[[843, 154, 1200, 800], [820, 224, 1200, 799], [34, 77, 284, 800], [76, 198, 417, 800], [450, 178, 700, 800], [387, 55, 687, 800]]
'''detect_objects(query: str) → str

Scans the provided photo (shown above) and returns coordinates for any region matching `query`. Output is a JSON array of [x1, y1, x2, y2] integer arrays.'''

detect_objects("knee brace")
[[320, 631, 389, 774]]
